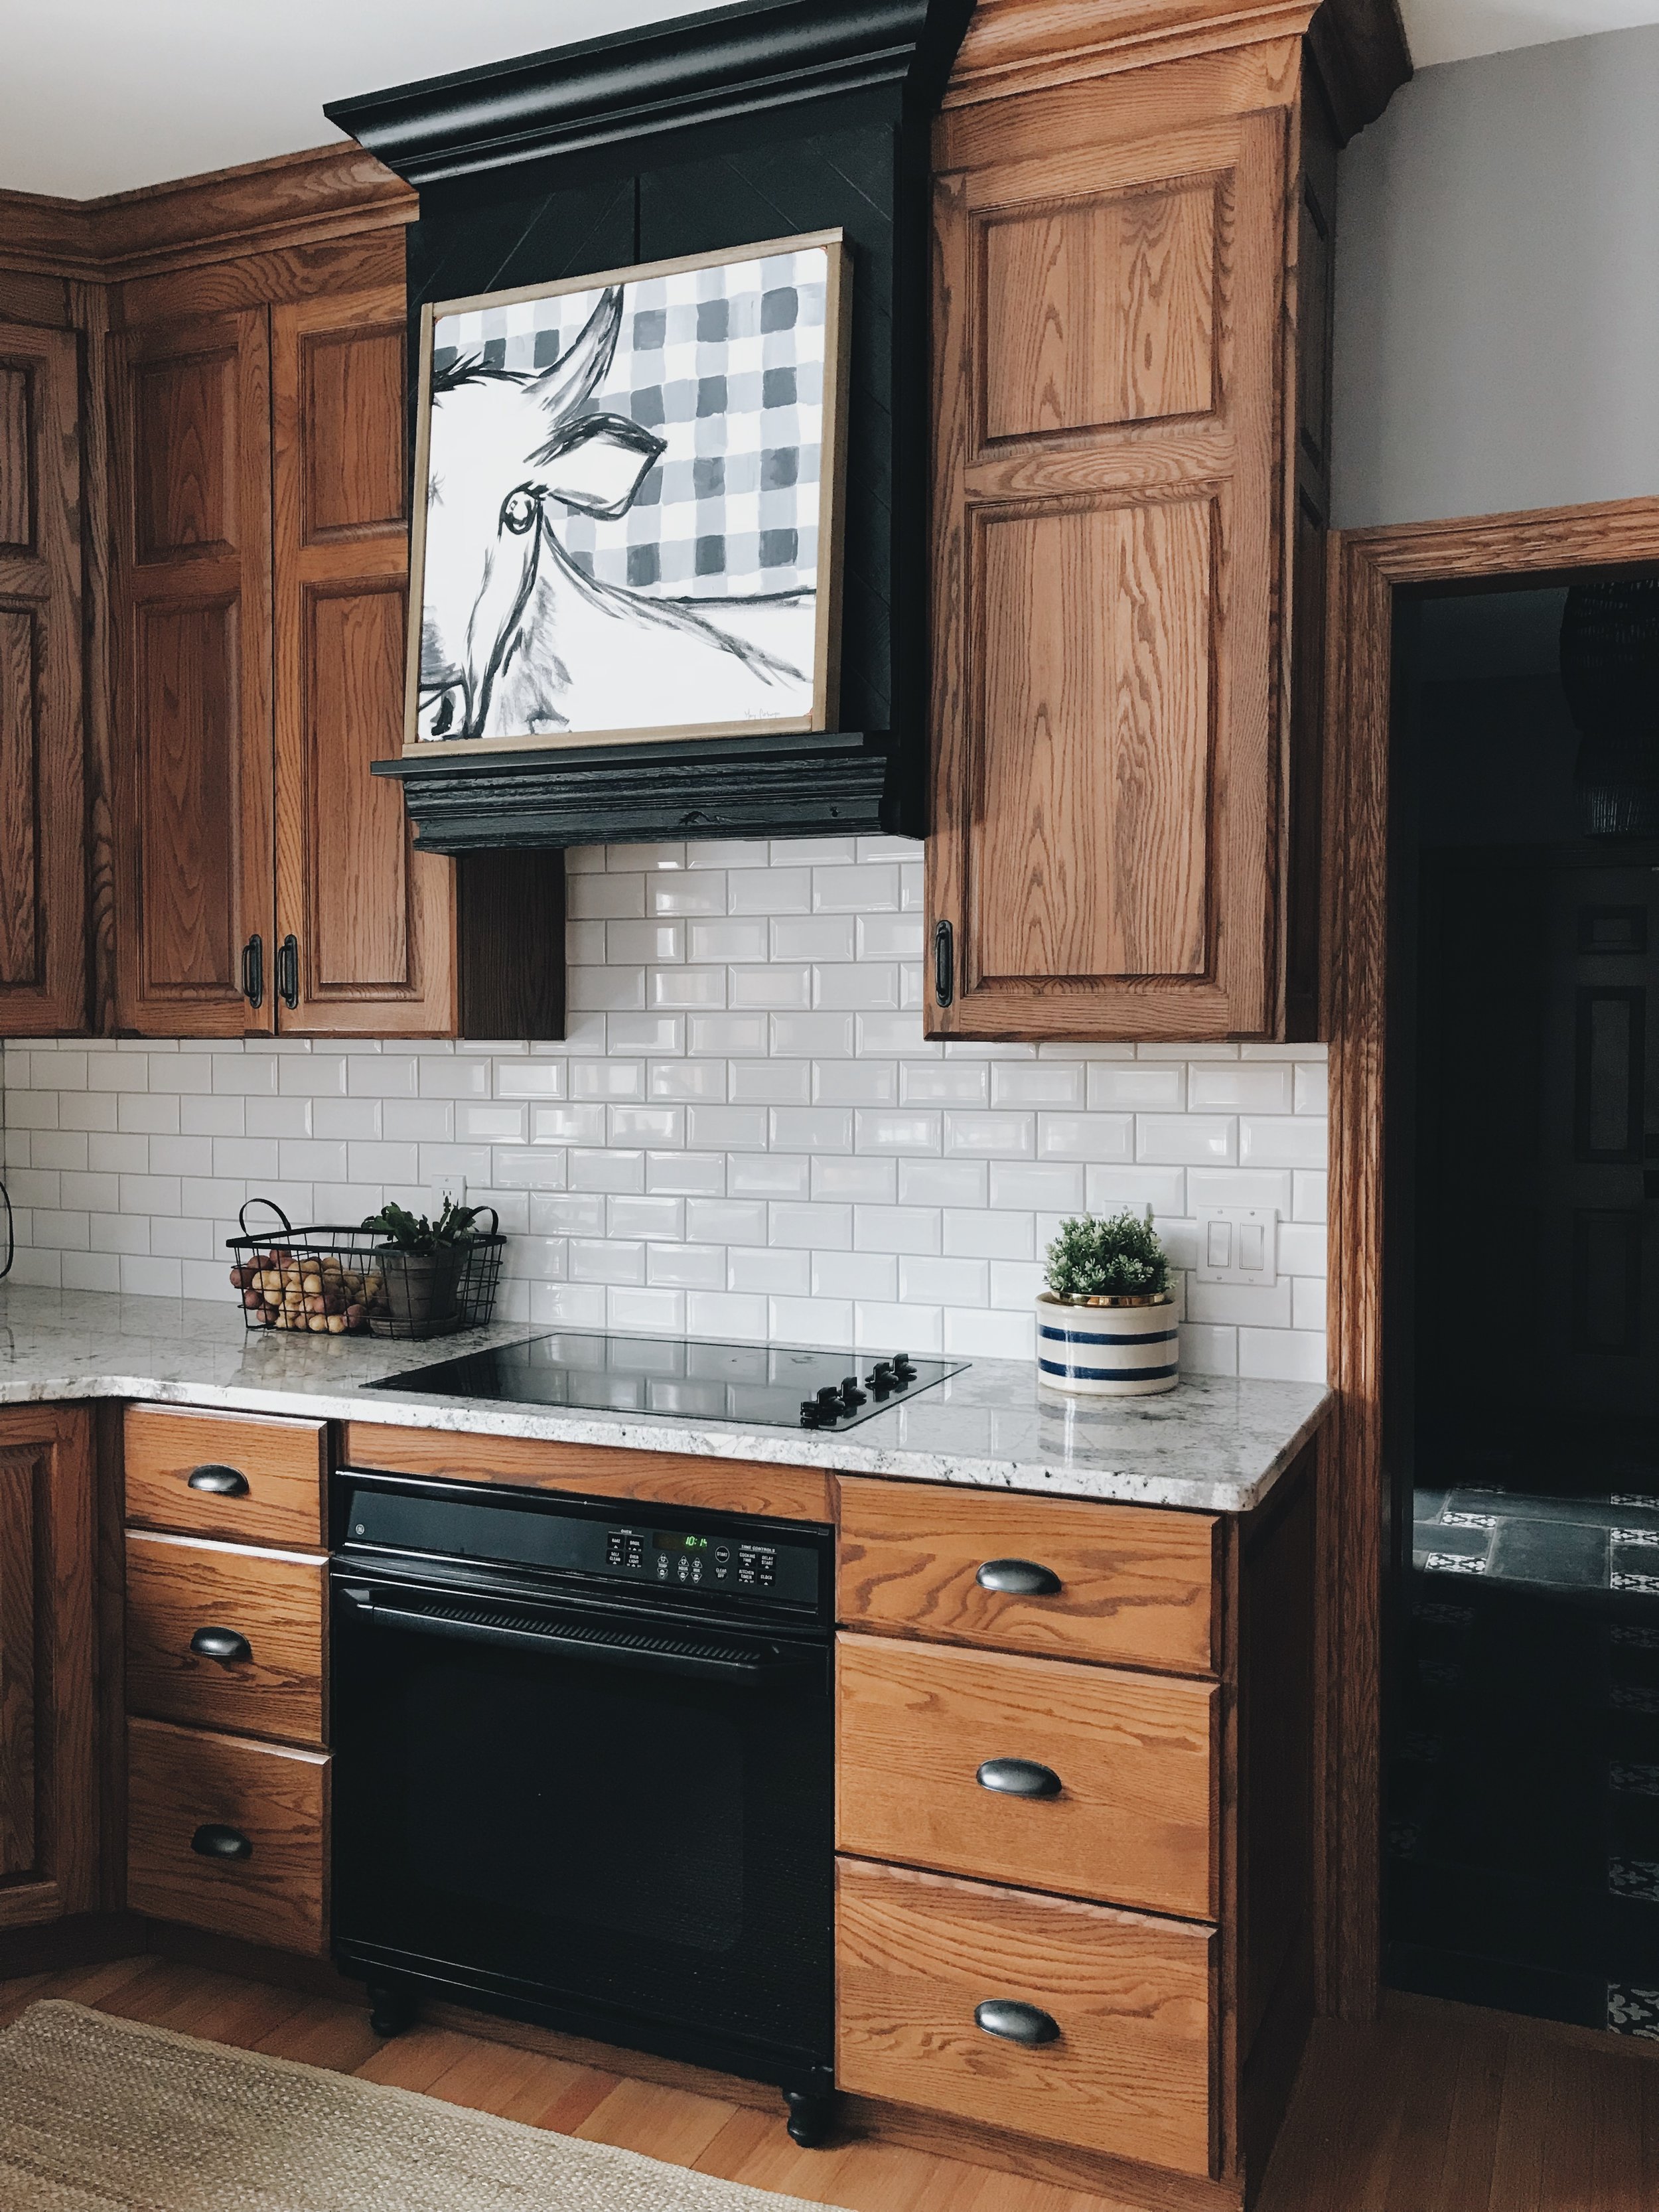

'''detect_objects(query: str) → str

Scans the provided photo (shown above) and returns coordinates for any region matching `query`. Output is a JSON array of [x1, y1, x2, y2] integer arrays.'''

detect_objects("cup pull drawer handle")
[[186, 1464, 250, 1497], [975, 2000, 1060, 2046], [190, 1626, 252, 1664], [976, 1757, 1062, 1799], [975, 1558, 1061, 1597], [191, 1824, 253, 1862]]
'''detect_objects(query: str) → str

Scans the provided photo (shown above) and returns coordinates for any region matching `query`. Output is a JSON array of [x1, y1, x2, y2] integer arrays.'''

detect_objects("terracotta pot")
[[1035, 1291, 1179, 1397]]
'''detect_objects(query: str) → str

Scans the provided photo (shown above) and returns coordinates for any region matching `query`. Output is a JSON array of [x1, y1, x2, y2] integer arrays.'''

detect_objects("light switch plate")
[[1195, 1207, 1278, 1288]]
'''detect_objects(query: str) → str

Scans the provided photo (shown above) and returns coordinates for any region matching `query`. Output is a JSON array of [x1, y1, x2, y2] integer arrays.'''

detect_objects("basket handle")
[[470, 1207, 499, 1239], [238, 1197, 295, 1241]]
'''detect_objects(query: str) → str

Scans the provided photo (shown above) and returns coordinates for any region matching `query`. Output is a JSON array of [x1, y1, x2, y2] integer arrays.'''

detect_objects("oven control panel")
[[338, 1473, 825, 1613]]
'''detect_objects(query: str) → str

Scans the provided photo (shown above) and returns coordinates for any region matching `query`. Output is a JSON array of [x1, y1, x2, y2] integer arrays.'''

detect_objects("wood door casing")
[[929, 104, 1288, 1041], [0, 1405, 97, 1933], [0, 321, 86, 1034], [272, 288, 456, 1035], [111, 308, 274, 1035]]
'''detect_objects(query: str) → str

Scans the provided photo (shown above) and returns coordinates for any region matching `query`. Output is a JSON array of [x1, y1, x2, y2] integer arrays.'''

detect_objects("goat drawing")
[[416, 284, 817, 742]]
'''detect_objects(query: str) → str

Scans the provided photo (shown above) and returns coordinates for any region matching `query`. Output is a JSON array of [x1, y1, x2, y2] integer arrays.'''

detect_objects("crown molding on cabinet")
[[944, 0, 1409, 143], [0, 143, 413, 285]]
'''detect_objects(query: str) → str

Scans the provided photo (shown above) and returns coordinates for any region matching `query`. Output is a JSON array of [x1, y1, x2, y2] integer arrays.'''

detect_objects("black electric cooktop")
[[365, 1331, 968, 1432]]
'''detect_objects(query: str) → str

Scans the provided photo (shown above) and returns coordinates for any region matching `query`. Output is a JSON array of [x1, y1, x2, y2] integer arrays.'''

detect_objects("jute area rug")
[[0, 2001, 854, 2212]]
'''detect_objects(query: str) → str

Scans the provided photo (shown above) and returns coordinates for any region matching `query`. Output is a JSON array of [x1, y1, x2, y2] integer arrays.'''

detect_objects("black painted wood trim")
[[374, 731, 895, 851], [326, 0, 975, 189]]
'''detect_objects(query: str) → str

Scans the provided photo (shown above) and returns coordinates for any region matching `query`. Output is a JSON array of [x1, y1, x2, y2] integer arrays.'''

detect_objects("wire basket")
[[226, 1200, 506, 1341]]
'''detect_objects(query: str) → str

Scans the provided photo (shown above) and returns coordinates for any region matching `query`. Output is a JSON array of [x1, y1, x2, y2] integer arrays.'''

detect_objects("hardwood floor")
[[3, 1957, 1657, 2209]]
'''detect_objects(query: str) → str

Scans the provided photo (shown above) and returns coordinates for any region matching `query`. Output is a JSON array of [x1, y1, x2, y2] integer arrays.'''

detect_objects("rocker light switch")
[[1196, 1207, 1277, 1288]]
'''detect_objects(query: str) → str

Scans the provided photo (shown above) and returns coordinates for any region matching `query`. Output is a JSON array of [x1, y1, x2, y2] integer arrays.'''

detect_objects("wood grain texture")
[[340, 1423, 835, 1524], [837, 1479, 1218, 1674], [0, 1451, 36, 1878], [1319, 494, 1659, 2021], [836, 1857, 1215, 2175], [271, 285, 457, 1037], [0, 145, 413, 285], [70, 279, 119, 1039], [928, 94, 1288, 1041], [125, 1716, 328, 1955], [946, 0, 1319, 106], [123, 1406, 328, 1552], [837, 1633, 1217, 1918], [0, 319, 85, 1033], [0, 1406, 98, 1932], [111, 307, 273, 1035], [123, 1531, 326, 1749]]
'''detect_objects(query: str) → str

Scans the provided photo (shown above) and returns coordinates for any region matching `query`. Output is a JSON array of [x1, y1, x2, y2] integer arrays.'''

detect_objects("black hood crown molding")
[[325, 0, 969, 189]]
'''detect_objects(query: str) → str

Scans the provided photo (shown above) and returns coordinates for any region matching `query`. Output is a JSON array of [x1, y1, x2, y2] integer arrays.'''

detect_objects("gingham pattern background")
[[432, 247, 828, 599]]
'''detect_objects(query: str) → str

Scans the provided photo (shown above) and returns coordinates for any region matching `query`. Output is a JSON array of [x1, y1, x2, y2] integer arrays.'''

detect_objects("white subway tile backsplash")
[[2, 852, 1325, 1382]]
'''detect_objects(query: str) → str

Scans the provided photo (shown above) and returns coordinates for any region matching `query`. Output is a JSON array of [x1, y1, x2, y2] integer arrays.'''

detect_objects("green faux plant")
[[1043, 1208, 1172, 1301], [360, 1198, 483, 1256]]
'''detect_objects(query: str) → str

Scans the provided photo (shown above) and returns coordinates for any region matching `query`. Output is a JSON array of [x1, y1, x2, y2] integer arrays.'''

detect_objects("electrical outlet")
[[429, 1173, 466, 1221], [1195, 1207, 1278, 1288]]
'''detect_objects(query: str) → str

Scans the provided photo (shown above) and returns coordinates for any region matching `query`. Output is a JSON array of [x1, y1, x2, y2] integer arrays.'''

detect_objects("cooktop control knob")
[[841, 1375, 867, 1408], [893, 1353, 917, 1383], [869, 1361, 895, 1400]]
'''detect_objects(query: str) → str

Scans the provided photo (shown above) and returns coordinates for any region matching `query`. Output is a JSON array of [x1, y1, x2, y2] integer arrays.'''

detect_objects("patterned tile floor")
[[1414, 1487, 1659, 1592]]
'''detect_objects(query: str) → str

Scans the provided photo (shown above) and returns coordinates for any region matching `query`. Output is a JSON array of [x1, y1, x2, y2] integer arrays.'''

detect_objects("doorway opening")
[[1382, 573, 1659, 2035]]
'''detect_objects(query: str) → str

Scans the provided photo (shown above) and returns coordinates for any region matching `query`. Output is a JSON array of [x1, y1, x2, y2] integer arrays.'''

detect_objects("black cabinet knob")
[[186, 1463, 250, 1497], [975, 1558, 1062, 1597], [976, 1757, 1062, 1800], [189, 1626, 252, 1665], [191, 1824, 252, 1862], [974, 1999, 1060, 2046]]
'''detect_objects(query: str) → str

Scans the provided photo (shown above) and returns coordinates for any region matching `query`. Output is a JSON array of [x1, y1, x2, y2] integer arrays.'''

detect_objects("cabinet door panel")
[[273, 290, 456, 1035], [113, 309, 273, 1035], [0, 322, 85, 1033], [931, 110, 1286, 1040], [0, 1451, 36, 1879]]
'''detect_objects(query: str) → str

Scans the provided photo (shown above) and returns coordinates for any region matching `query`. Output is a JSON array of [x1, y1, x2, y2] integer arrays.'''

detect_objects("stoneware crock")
[[1035, 1291, 1180, 1397]]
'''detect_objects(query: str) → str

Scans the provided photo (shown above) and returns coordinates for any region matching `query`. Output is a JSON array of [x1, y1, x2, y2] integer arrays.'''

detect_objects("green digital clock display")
[[654, 1531, 711, 1554]]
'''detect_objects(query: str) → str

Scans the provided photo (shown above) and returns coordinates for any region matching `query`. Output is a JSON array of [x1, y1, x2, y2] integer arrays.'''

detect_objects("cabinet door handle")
[[974, 2000, 1060, 2046], [189, 1626, 252, 1664], [186, 1463, 249, 1497], [933, 919, 955, 1007], [977, 1757, 1062, 1800], [241, 933, 264, 1010], [277, 933, 300, 1011], [191, 1824, 253, 1862], [975, 1558, 1062, 1597]]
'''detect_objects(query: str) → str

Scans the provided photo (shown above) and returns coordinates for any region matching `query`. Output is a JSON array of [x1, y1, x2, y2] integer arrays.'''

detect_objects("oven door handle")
[[339, 1588, 818, 1686]]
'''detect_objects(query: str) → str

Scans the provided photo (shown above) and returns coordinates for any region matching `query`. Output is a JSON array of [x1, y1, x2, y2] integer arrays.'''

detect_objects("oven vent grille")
[[405, 1597, 766, 1670]]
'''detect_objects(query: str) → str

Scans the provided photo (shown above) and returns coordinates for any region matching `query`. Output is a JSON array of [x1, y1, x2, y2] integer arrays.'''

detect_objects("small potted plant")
[[360, 1199, 482, 1335], [1037, 1209, 1179, 1397]]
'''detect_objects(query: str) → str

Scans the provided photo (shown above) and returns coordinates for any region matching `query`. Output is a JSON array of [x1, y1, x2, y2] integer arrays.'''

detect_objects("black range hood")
[[327, 0, 974, 853]]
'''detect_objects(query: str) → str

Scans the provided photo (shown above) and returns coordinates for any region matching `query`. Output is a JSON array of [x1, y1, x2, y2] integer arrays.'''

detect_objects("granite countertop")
[[0, 1286, 1331, 1514]]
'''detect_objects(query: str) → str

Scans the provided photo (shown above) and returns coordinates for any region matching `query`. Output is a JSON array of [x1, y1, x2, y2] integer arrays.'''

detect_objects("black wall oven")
[[330, 1469, 835, 2138]]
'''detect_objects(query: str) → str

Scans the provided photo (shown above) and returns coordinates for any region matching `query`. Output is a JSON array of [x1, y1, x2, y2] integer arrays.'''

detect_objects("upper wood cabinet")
[[271, 287, 456, 1036], [926, 7, 1396, 1043], [111, 308, 275, 1036], [0, 321, 86, 1034]]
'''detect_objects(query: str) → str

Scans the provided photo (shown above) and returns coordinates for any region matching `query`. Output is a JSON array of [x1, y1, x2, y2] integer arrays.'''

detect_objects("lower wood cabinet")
[[126, 1716, 328, 1955], [836, 1856, 1214, 2176], [123, 1405, 328, 1551], [125, 1530, 327, 1749], [836, 1632, 1217, 1920]]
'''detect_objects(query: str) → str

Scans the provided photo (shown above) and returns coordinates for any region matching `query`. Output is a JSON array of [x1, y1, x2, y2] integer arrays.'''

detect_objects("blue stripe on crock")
[[1038, 1359, 1181, 1382], [1038, 1324, 1179, 1346]]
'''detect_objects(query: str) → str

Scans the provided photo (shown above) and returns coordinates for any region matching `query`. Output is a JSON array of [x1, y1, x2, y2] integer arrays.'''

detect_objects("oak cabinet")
[[0, 1405, 96, 1932], [0, 320, 87, 1035], [111, 265, 563, 1040], [926, 8, 1376, 1043]]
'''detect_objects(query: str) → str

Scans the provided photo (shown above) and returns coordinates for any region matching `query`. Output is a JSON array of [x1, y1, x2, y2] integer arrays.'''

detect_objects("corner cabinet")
[[925, 3, 1403, 1043], [110, 259, 563, 1040]]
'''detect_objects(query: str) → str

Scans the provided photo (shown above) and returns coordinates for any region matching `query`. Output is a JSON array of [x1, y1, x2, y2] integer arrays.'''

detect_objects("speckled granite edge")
[[0, 1288, 1333, 1514]]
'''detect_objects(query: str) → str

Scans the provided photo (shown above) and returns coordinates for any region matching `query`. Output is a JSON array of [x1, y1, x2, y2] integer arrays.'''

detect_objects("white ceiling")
[[3, 0, 1658, 200]]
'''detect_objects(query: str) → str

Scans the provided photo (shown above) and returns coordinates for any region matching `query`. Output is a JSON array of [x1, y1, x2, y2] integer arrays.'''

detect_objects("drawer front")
[[838, 1479, 1218, 1675], [127, 1716, 328, 1954], [836, 1857, 1213, 2176], [125, 1531, 326, 1749], [125, 1406, 327, 1550], [837, 1635, 1216, 1919]]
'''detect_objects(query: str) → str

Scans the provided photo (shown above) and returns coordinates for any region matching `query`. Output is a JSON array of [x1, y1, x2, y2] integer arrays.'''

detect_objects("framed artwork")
[[404, 228, 851, 755]]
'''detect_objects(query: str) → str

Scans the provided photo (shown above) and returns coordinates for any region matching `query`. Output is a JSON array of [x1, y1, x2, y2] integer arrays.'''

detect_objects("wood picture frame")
[[403, 228, 852, 757]]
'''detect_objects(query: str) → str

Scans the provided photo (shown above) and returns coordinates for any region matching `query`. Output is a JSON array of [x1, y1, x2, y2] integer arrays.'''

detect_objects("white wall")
[[0, 837, 1329, 1380], [1333, 23, 1659, 530]]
